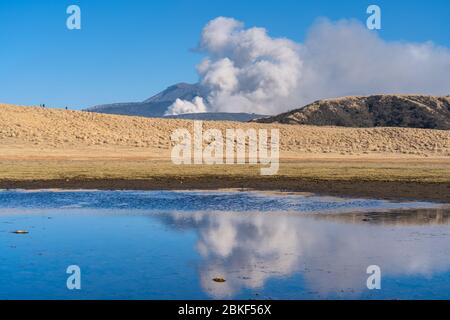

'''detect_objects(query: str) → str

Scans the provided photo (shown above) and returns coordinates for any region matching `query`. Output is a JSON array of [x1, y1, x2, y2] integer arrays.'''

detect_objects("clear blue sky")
[[1, 0, 449, 109]]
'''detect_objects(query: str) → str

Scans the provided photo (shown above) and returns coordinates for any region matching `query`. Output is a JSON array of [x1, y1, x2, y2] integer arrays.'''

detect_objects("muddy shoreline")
[[1, 177, 449, 203]]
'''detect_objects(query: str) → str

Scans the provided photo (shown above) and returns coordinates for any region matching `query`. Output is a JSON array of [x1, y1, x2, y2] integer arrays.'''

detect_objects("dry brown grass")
[[1, 103, 449, 157]]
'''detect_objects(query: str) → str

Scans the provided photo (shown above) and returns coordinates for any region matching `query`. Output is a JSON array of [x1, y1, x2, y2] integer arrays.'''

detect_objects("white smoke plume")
[[166, 96, 207, 115], [168, 17, 450, 115]]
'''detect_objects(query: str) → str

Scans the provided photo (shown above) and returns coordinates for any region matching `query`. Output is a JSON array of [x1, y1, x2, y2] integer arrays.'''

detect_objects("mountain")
[[85, 83, 264, 122], [142, 82, 207, 105], [86, 83, 207, 118], [255, 95, 450, 130]]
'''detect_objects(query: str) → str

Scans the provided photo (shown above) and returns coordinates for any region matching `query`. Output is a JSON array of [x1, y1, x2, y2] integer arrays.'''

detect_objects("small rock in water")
[[213, 278, 226, 283], [12, 230, 29, 234]]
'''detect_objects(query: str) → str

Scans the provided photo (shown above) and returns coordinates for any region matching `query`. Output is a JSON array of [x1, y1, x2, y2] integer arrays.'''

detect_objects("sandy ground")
[[0, 103, 449, 201]]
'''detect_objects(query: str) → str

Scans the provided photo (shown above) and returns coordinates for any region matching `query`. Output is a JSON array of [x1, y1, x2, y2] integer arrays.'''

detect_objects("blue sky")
[[1, 0, 449, 109]]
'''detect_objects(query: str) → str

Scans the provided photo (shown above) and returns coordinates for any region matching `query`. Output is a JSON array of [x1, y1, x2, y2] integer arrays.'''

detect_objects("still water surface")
[[1, 190, 450, 299]]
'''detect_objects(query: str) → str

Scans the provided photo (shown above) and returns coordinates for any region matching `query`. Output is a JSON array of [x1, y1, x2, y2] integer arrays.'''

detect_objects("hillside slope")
[[256, 95, 450, 130], [0, 104, 449, 158]]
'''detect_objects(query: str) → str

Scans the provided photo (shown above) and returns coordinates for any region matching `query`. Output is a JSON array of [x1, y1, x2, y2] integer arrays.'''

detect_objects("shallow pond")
[[1, 190, 450, 299]]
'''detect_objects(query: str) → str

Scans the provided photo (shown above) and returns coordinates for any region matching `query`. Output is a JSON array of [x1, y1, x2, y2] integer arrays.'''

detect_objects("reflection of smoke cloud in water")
[[168, 210, 450, 299], [196, 214, 303, 298], [167, 17, 450, 115]]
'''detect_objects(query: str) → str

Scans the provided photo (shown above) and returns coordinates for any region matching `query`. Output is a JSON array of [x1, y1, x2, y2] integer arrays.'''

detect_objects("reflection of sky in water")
[[0, 190, 450, 299]]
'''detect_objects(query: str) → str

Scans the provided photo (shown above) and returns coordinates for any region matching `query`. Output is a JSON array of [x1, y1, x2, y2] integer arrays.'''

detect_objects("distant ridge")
[[255, 95, 450, 130], [164, 112, 267, 122]]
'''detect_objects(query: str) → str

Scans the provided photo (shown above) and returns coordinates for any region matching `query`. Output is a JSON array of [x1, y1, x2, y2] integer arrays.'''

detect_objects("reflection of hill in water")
[[314, 208, 450, 226]]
